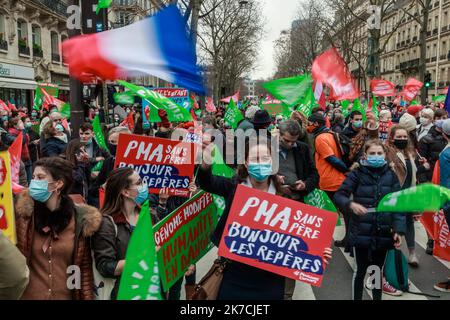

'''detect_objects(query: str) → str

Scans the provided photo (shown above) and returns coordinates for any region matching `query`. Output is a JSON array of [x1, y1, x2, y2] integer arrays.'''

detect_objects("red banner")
[[114, 134, 195, 197], [312, 47, 360, 101], [401, 78, 423, 102], [370, 79, 396, 97], [218, 185, 337, 287], [420, 211, 450, 261], [9, 132, 25, 194]]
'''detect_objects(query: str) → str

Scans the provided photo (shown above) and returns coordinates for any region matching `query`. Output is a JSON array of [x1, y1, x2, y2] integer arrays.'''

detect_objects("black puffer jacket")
[[334, 163, 406, 256], [418, 126, 447, 182]]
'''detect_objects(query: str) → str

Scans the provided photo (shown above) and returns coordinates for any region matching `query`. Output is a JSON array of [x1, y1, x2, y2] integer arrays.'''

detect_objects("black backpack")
[[315, 130, 353, 167]]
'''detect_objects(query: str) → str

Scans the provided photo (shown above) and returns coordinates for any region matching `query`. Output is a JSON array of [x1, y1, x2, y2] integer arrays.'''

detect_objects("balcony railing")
[[0, 39, 7, 51], [33, 45, 43, 58], [19, 45, 30, 56], [52, 53, 60, 62], [34, 0, 67, 17], [431, 56, 437, 62]]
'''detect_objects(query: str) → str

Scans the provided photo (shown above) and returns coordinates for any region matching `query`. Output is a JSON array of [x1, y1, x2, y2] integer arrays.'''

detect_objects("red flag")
[[41, 87, 64, 111], [190, 92, 200, 110], [313, 81, 326, 110], [8, 132, 25, 195], [370, 79, 396, 97], [420, 211, 450, 261], [401, 78, 423, 102], [0, 99, 8, 113], [7, 101, 17, 112], [220, 91, 240, 103], [120, 112, 135, 131], [312, 47, 360, 101], [206, 97, 217, 113], [190, 107, 198, 121]]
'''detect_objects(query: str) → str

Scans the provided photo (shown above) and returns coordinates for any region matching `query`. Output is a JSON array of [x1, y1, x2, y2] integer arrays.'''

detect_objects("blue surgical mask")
[[353, 120, 363, 129], [29, 180, 53, 203], [55, 124, 65, 132], [248, 163, 272, 182], [134, 184, 148, 205], [366, 155, 386, 168]]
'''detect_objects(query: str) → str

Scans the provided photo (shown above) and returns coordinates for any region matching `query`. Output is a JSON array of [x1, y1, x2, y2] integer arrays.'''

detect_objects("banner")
[[420, 211, 450, 261], [305, 189, 341, 226], [401, 78, 423, 102], [370, 79, 396, 97], [154, 191, 218, 291], [114, 134, 195, 197], [117, 201, 163, 300], [218, 185, 337, 287], [312, 47, 360, 101], [37, 82, 59, 98], [0, 151, 16, 244], [261, 100, 285, 116], [153, 88, 190, 109]]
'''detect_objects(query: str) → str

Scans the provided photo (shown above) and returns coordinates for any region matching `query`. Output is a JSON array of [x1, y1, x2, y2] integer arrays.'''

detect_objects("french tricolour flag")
[[62, 5, 205, 94]]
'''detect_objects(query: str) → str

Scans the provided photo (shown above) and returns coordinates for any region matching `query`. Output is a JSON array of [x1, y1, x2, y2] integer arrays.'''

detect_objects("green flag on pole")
[[118, 80, 193, 122], [92, 115, 110, 152], [211, 145, 235, 218], [305, 189, 341, 226], [296, 86, 316, 117], [341, 100, 350, 118], [224, 99, 244, 129], [371, 96, 379, 120], [33, 86, 43, 111], [96, 0, 112, 15], [114, 92, 135, 105], [377, 183, 450, 213], [261, 74, 313, 107], [352, 99, 367, 122], [60, 102, 71, 119], [117, 201, 163, 300]]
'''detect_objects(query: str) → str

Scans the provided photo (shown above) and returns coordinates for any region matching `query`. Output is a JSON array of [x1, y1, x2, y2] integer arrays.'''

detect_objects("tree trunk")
[[190, 0, 201, 51]]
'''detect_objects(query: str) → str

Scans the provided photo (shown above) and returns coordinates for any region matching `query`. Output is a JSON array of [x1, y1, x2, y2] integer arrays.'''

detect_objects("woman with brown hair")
[[386, 124, 430, 268], [14, 157, 102, 300], [197, 136, 333, 300], [41, 120, 67, 158], [91, 167, 149, 300], [348, 116, 380, 165]]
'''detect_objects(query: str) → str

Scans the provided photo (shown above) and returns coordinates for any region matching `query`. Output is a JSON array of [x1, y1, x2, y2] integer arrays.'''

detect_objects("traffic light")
[[424, 72, 432, 88]]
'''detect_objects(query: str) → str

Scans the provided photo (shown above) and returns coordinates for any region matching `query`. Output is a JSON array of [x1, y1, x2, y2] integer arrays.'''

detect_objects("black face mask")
[[394, 139, 408, 150], [108, 143, 117, 156]]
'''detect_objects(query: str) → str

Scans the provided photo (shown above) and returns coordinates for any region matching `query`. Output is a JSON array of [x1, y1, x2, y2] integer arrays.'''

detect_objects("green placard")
[[153, 191, 218, 291]]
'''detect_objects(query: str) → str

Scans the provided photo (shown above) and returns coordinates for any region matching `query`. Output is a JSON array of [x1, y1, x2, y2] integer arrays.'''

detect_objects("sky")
[[250, 0, 301, 80]]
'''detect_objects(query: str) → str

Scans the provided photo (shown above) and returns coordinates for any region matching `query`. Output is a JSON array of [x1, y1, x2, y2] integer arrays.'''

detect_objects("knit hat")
[[407, 105, 424, 116], [442, 119, 450, 136], [420, 108, 434, 119], [251, 110, 272, 125], [399, 113, 417, 132], [245, 105, 260, 120], [307, 112, 326, 125]]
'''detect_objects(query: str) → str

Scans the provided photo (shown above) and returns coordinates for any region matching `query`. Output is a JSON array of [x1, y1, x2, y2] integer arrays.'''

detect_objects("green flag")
[[258, 99, 263, 109], [296, 86, 316, 117], [92, 160, 104, 172], [33, 86, 43, 111], [114, 92, 135, 105], [377, 183, 450, 213], [352, 99, 366, 122], [433, 95, 446, 103], [117, 201, 163, 300], [60, 102, 71, 119], [224, 99, 244, 129], [341, 100, 350, 118], [96, 0, 112, 15], [211, 145, 235, 218], [410, 99, 419, 106], [92, 115, 110, 152], [261, 74, 313, 107], [118, 80, 193, 122], [305, 189, 341, 226], [148, 102, 162, 123], [371, 96, 379, 120]]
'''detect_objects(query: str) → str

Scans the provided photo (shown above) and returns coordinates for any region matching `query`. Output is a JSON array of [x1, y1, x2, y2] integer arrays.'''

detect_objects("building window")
[[17, 19, 29, 55], [32, 25, 42, 57], [0, 14, 6, 50], [61, 35, 68, 64], [51, 32, 60, 62]]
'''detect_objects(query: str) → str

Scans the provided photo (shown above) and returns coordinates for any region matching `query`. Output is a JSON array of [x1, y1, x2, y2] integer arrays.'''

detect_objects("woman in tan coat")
[[15, 157, 101, 300]]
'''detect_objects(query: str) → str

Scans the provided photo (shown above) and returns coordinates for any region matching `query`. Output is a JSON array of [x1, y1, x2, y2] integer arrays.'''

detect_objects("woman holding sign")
[[334, 140, 406, 300], [91, 167, 149, 300], [198, 137, 333, 300]]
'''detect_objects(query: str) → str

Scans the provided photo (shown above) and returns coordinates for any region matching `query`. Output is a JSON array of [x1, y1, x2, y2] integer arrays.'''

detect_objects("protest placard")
[[153, 88, 190, 109], [154, 191, 218, 291], [114, 134, 195, 197], [218, 185, 337, 287], [0, 151, 16, 244]]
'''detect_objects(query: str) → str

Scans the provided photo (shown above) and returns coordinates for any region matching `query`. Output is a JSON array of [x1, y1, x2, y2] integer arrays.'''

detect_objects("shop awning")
[[0, 77, 37, 90]]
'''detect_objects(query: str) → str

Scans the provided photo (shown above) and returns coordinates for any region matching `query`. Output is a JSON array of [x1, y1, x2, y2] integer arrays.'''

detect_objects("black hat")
[[251, 110, 272, 125], [307, 112, 326, 125]]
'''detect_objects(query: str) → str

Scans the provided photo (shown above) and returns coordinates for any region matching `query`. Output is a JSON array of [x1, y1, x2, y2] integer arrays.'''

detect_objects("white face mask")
[[420, 117, 431, 126], [56, 133, 68, 144]]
